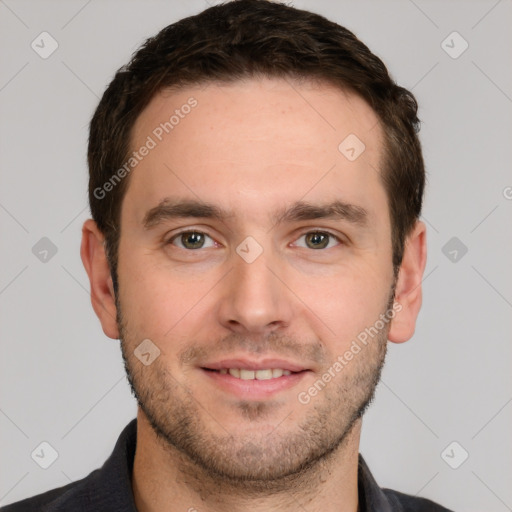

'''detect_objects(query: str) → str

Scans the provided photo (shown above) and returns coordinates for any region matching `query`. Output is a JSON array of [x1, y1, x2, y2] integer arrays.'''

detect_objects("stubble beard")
[[116, 290, 392, 492]]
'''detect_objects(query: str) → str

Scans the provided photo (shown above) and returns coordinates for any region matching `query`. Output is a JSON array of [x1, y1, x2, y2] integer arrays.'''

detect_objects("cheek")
[[118, 251, 216, 347], [117, 251, 174, 336], [295, 262, 391, 350]]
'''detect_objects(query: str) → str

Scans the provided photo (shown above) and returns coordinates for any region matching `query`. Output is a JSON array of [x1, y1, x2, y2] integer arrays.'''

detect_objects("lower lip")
[[201, 369, 309, 399]]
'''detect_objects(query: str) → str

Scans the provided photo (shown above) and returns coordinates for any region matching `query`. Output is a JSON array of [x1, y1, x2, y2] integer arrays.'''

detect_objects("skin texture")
[[81, 77, 427, 512]]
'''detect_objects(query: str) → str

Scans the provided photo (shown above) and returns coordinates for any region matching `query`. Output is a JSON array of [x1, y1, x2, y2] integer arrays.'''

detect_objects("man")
[[1, 1, 453, 510]]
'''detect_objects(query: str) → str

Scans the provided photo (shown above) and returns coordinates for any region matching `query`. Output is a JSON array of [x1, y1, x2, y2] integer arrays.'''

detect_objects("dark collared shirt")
[[1, 419, 453, 511]]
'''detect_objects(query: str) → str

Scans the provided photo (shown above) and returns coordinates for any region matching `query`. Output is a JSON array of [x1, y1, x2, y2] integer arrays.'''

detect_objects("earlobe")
[[387, 221, 427, 344], [80, 219, 120, 339]]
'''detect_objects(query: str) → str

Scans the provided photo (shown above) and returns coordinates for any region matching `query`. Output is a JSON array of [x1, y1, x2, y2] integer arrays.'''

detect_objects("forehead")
[[125, 77, 386, 226]]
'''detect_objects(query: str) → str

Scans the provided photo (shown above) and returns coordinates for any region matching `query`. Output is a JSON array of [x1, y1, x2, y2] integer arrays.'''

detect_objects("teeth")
[[255, 369, 273, 380], [221, 368, 293, 380], [240, 369, 255, 380]]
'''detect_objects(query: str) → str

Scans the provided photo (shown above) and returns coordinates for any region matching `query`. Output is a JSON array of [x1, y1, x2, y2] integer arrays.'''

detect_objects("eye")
[[168, 231, 216, 250], [294, 231, 341, 250]]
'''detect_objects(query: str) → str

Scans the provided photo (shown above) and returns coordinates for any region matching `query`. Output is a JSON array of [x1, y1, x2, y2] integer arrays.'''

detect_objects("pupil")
[[183, 232, 204, 249], [307, 232, 328, 249]]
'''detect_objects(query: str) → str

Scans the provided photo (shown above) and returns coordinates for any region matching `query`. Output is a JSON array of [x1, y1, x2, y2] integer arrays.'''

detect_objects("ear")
[[80, 219, 120, 339], [388, 220, 427, 344]]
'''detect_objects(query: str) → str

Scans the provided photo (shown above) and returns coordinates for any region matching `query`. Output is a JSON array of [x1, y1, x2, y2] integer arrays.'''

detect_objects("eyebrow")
[[142, 198, 368, 230], [143, 199, 229, 229], [273, 200, 368, 227]]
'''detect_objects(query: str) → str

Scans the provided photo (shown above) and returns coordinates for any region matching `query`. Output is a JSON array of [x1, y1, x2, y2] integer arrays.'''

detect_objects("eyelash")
[[166, 229, 343, 250]]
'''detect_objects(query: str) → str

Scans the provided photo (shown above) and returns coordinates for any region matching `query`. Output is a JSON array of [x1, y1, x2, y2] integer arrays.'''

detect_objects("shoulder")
[[383, 488, 454, 512]]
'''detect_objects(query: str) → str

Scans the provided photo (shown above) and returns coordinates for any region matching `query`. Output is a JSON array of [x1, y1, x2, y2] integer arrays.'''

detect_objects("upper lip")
[[201, 358, 308, 372]]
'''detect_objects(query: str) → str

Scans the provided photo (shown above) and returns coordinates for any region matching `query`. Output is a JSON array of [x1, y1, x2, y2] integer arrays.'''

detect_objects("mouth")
[[203, 367, 294, 380], [200, 358, 311, 399]]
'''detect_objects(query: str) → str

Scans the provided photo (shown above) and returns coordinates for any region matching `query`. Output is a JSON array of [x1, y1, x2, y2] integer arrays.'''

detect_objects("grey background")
[[1, 0, 511, 510]]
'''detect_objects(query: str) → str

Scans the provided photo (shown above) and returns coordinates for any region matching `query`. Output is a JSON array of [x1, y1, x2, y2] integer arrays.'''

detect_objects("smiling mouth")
[[201, 364, 309, 399], [203, 368, 295, 380]]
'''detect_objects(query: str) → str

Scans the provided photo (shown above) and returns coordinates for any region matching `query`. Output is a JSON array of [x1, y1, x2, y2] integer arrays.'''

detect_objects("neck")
[[132, 409, 361, 512]]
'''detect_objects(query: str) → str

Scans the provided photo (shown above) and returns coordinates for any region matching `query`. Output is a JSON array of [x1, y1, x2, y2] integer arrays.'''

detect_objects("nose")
[[216, 243, 293, 335]]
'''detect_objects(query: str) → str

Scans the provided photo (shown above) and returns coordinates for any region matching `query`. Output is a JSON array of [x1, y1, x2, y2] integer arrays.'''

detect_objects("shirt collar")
[[357, 453, 397, 512]]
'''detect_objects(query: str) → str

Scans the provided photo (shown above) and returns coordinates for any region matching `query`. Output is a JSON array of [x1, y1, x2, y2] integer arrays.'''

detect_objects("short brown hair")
[[88, 0, 424, 296]]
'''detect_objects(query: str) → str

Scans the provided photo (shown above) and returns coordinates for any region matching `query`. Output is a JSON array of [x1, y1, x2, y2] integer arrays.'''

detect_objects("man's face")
[[116, 78, 395, 481]]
